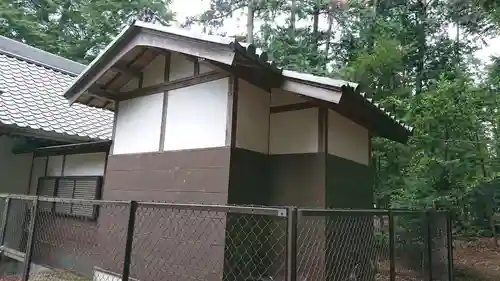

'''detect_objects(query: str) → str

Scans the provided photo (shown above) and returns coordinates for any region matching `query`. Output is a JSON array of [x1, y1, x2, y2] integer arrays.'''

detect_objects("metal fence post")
[[426, 210, 433, 281], [389, 211, 396, 281], [0, 197, 11, 246], [286, 207, 298, 281], [122, 201, 137, 281], [21, 196, 39, 281], [446, 212, 454, 281]]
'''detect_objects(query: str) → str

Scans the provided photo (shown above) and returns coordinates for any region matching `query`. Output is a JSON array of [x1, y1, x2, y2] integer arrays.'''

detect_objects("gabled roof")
[[63, 20, 280, 108], [62, 21, 413, 143], [0, 36, 114, 141]]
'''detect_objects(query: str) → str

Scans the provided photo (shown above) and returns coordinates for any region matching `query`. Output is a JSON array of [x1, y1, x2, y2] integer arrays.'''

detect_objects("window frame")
[[36, 176, 103, 220]]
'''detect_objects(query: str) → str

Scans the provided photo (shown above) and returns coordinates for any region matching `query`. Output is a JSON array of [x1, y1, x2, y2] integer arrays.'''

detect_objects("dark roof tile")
[[0, 52, 113, 140]]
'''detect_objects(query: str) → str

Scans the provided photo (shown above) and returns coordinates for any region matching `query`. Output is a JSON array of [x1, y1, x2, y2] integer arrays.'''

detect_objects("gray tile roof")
[[0, 36, 113, 141]]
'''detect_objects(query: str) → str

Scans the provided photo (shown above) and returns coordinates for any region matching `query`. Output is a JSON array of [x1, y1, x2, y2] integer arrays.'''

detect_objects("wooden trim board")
[[119, 70, 229, 101], [159, 52, 171, 151]]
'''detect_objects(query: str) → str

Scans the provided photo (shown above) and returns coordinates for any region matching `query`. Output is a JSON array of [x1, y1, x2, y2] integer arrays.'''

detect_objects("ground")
[[454, 237, 500, 281]]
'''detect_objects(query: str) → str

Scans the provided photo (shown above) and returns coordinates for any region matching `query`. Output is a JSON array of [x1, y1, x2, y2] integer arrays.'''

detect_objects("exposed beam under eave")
[[112, 62, 143, 78], [68, 35, 142, 104], [118, 70, 229, 101], [0, 124, 96, 143], [87, 85, 120, 101], [280, 80, 342, 104], [200, 58, 280, 92]]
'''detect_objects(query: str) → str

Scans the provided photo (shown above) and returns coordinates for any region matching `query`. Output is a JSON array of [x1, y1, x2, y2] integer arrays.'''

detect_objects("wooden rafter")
[[103, 48, 149, 89], [112, 62, 143, 78], [119, 70, 229, 101]]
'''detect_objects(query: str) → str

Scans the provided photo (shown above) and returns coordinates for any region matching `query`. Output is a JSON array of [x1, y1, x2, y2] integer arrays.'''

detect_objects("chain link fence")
[[0, 195, 453, 281], [296, 209, 454, 281]]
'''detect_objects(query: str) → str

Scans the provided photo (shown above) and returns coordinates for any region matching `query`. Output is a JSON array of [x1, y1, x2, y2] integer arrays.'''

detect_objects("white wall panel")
[[29, 152, 107, 194], [121, 78, 138, 91], [199, 63, 212, 74], [270, 88, 307, 106], [0, 136, 33, 194], [164, 78, 229, 150], [236, 79, 270, 154], [269, 108, 319, 154], [328, 110, 369, 165], [113, 93, 163, 155], [169, 52, 194, 81], [64, 152, 106, 176], [46, 155, 63, 176], [29, 157, 47, 194], [143, 55, 165, 87]]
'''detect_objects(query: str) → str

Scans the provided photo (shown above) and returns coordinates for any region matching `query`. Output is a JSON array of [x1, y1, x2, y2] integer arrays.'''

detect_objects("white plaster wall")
[[164, 78, 229, 150], [270, 88, 307, 106], [269, 108, 319, 154], [328, 110, 370, 165], [63, 152, 106, 176], [46, 155, 63, 176], [121, 78, 138, 92], [30, 157, 47, 194], [30, 152, 106, 194], [0, 136, 33, 194], [113, 93, 164, 155], [143, 55, 165, 87], [169, 52, 194, 81], [199, 63, 212, 74], [236, 79, 270, 154]]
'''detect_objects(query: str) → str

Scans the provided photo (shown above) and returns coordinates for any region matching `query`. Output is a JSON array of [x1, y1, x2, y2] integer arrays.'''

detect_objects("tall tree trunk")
[[367, 0, 378, 52], [246, 1, 254, 44], [475, 130, 488, 178], [455, 22, 460, 67], [415, 0, 426, 95], [313, 0, 320, 51], [290, 0, 296, 35], [325, 7, 334, 56]]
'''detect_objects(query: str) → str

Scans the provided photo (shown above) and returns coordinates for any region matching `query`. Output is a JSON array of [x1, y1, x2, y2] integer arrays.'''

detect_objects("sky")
[[171, 0, 500, 63]]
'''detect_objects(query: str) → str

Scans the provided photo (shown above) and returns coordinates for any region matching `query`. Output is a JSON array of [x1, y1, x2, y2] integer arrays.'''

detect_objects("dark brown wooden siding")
[[225, 148, 272, 281], [31, 216, 100, 276], [100, 146, 232, 281], [268, 153, 327, 281], [103, 147, 231, 203], [325, 154, 374, 281]]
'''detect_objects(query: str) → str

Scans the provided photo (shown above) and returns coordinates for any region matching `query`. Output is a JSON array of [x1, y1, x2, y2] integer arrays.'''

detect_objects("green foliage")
[[0, 0, 173, 63], [6, 0, 500, 238], [191, 0, 500, 237]]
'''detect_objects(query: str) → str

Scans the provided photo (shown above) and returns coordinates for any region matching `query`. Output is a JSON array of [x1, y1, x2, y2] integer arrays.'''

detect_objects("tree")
[[179, 0, 500, 235], [0, 0, 173, 63]]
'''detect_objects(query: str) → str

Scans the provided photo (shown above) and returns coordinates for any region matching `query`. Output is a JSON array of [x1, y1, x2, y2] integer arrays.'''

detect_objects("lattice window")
[[37, 176, 103, 219]]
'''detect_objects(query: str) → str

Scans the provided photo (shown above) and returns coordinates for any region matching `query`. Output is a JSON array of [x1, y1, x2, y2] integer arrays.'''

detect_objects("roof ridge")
[[0, 35, 86, 76]]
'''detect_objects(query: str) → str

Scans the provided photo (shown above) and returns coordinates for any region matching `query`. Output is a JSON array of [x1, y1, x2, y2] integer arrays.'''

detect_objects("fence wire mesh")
[[130, 203, 287, 281], [27, 198, 129, 281], [3, 198, 32, 254], [297, 210, 452, 281], [0, 195, 453, 281], [0, 197, 27, 280]]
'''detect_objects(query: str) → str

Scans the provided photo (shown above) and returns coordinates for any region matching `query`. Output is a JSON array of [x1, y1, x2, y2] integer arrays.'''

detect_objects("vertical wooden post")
[[0, 197, 11, 246], [446, 212, 454, 281], [122, 201, 137, 281], [426, 211, 433, 281], [389, 211, 396, 281], [286, 207, 298, 281], [21, 197, 39, 281]]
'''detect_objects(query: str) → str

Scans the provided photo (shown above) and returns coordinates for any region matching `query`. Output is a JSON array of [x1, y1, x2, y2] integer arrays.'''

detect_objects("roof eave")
[[64, 23, 142, 103], [0, 123, 108, 143], [342, 89, 412, 144], [64, 21, 241, 106], [31, 140, 112, 157]]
